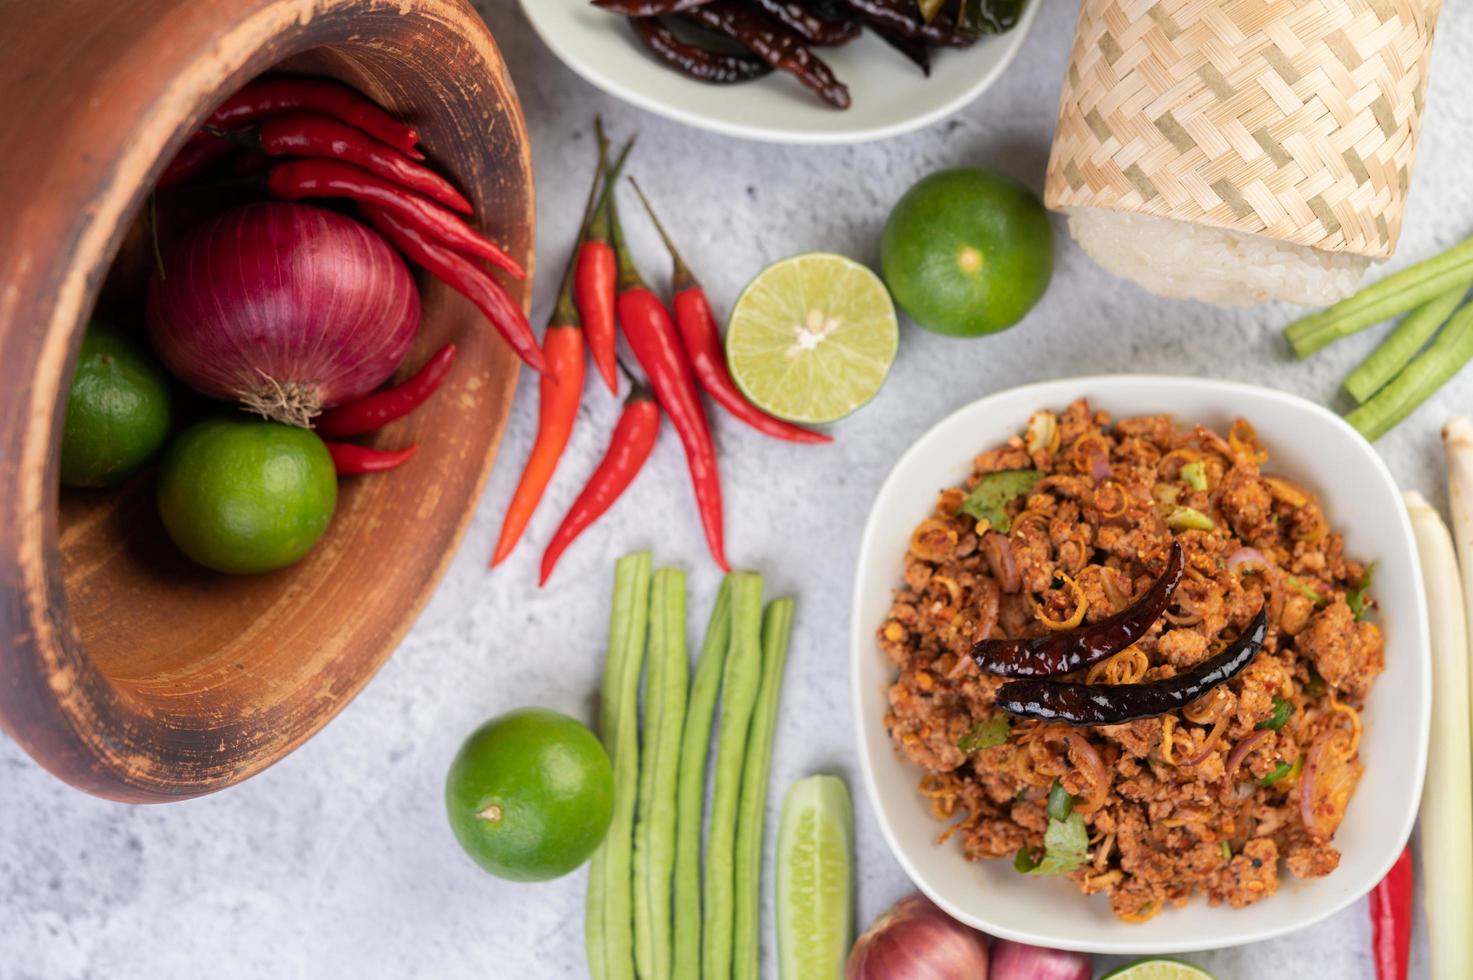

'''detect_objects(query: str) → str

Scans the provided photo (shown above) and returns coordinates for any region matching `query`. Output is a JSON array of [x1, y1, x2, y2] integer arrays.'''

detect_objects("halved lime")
[[725, 253, 898, 424], [777, 774, 853, 980], [1102, 960, 1217, 980]]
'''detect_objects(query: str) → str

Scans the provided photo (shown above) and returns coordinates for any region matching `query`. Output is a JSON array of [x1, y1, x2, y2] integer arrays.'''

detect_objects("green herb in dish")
[[1220, 842, 1232, 861], [959, 469, 1042, 532], [958, 716, 1010, 755], [1046, 780, 1074, 822], [1348, 562, 1377, 621], [1019, 811, 1088, 876], [1166, 506, 1214, 532], [1259, 756, 1303, 788], [1287, 577, 1327, 606], [1256, 696, 1295, 732], [1180, 459, 1207, 492]]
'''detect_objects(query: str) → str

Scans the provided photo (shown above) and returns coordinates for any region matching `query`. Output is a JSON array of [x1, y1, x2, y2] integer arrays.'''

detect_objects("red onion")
[[1224, 729, 1272, 780], [1226, 547, 1276, 574], [988, 939, 1092, 980], [847, 893, 988, 980], [147, 202, 419, 426], [982, 531, 1021, 594]]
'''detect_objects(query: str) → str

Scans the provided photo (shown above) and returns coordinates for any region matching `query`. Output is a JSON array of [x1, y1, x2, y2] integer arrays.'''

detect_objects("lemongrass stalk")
[[1445, 417, 1473, 723], [1346, 300, 1473, 441], [1404, 492, 1473, 980], [1345, 278, 1473, 403], [1285, 236, 1473, 358]]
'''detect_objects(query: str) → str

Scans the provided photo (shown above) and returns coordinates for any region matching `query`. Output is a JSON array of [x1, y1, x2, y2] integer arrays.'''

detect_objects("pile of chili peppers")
[[157, 74, 542, 381], [590, 0, 1028, 108], [492, 121, 832, 584]]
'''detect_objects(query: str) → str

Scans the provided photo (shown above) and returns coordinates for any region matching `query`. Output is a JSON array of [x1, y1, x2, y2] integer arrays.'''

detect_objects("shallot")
[[147, 202, 419, 426], [988, 938, 1092, 980], [846, 893, 987, 980]]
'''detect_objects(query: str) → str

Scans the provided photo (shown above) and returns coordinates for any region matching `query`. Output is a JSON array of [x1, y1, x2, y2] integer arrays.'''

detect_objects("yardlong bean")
[[672, 578, 734, 979], [633, 569, 689, 980], [733, 598, 796, 980], [702, 572, 766, 978], [586, 553, 652, 980]]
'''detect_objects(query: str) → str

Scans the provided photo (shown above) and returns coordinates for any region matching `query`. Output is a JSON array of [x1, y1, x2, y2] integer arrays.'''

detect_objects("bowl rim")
[[516, 0, 1044, 145], [849, 374, 1431, 953]]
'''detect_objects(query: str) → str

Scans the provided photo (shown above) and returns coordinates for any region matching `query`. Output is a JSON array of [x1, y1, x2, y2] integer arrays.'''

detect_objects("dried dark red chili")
[[203, 76, 422, 158], [593, 0, 712, 14], [866, 16, 931, 74], [1370, 845, 1413, 980], [629, 18, 775, 84], [265, 159, 524, 280], [995, 608, 1269, 725], [325, 440, 418, 475], [629, 178, 829, 445], [842, 0, 977, 46], [360, 206, 546, 375], [228, 113, 471, 214], [748, 0, 861, 44], [684, 2, 852, 109], [539, 385, 661, 585], [973, 541, 1185, 677], [315, 344, 458, 438], [609, 191, 729, 571]]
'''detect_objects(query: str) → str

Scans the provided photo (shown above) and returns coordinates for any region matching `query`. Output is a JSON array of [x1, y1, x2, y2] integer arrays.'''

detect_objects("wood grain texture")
[[0, 0, 533, 802]]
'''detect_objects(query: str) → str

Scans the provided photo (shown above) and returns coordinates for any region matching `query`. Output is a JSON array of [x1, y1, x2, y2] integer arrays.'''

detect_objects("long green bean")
[[633, 568, 688, 980], [586, 552, 652, 980], [671, 577, 734, 979], [1344, 277, 1473, 403], [733, 598, 796, 980], [1347, 300, 1473, 441], [702, 572, 765, 979], [1285, 236, 1473, 358]]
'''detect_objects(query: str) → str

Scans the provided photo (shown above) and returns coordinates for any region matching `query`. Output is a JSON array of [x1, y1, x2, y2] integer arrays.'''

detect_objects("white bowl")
[[850, 375, 1431, 954], [517, 2, 1042, 144]]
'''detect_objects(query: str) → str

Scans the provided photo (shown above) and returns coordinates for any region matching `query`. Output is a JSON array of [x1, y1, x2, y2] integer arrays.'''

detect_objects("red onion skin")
[[988, 939, 1092, 980], [847, 893, 988, 980], [147, 202, 419, 424]]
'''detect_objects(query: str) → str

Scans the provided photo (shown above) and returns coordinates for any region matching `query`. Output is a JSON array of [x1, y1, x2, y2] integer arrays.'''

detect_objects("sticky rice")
[[1066, 208, 1371, 309]]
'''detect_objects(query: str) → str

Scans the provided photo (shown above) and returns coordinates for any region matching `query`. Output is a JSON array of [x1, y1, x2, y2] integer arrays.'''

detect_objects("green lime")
[[880, 167, 1053, 337], [445, 707, 614, 882], [1102, 959, 1217, 980], [777, 774, 853, 979], [60, 322, 172, 487], [725, 253, 898, 424], [156, 417, 337, 574]]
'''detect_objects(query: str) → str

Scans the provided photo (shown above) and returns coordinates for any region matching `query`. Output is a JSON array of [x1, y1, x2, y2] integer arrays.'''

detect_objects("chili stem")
[[1343, 276, 1473, 404], [627, 176, 695, 292], [1285, 236, 1473, 358], [1346, 300, 1473, 441]]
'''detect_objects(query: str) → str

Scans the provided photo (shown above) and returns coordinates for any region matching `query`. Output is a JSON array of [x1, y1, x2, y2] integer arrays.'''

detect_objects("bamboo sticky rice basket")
[[1045, 0, 1444, 304]]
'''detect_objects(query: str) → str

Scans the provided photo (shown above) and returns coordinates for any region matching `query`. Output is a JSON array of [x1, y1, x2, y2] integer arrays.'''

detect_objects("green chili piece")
[[1046, 780, 1074, 822], [1256, 696, 1295, 732], [1180, 459, 1208, 492], [1167, 506, 1215, 531]]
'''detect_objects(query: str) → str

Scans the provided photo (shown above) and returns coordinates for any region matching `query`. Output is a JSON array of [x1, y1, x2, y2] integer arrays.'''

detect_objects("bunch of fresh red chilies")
[[494, 121, 831, 585], [158, 74, 542, 471]]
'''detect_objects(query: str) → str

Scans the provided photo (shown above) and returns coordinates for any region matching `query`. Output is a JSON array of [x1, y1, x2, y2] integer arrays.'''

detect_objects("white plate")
[[850, 375, 1431, 953], [517, 2, 1043, 144]]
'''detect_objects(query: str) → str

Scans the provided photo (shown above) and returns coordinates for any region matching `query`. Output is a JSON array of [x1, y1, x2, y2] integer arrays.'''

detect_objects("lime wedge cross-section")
[[1102, 960, 1217, 980], [777, 774, 854, 980], [725, 253, 899, 425]]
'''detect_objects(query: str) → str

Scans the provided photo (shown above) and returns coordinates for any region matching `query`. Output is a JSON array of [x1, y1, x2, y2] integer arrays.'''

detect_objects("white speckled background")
[[3, 2, 1469, 977]]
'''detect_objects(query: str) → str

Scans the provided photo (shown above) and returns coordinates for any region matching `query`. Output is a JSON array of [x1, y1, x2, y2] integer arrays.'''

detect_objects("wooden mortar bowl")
[[0, 0, 531, 802]]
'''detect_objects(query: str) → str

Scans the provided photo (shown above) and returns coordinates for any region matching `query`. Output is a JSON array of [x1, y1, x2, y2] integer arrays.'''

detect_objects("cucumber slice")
[[777, 775, 853, 980]]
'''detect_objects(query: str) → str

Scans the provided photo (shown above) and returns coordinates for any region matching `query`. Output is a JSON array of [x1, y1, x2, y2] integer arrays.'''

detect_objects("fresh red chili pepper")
[[231, 113, 471, 214], [157, 135, 236, 189], [266, 159, 523, 280], [315, 344, 458, 438], [974, 540, 1185, 677], [202, 76, 422, 158], [491, 145, 611, 566], [1370, 845, 1413, 980], [360, 206, 546, 375], [539, 385, 661, 585], [628, 178, 831, 445], [576, 121, 624, 395], [609, 191, 730, 571], [325, 440, 418, 475]]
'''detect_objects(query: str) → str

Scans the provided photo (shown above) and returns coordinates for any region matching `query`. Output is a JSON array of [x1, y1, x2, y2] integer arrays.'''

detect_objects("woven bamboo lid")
[[1044, 0, 1443, 260]]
